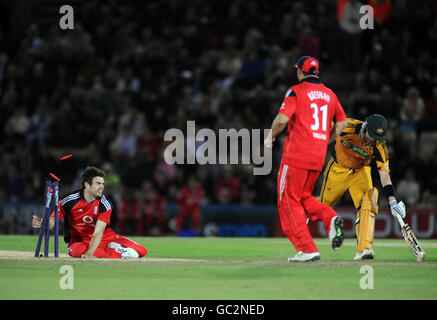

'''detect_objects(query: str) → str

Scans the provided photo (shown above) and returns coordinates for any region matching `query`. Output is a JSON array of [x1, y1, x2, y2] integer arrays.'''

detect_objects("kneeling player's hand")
[[81, 252, 96, 259], [32, 215, 42, 229], [390, 200, 406, 219]]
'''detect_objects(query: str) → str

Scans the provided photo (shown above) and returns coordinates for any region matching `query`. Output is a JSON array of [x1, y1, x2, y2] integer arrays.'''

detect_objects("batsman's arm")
[[81, 220, 107, 258], [379, 170, 406, 218], [379, 170, 396, 203], [264, 113, 289, 148]]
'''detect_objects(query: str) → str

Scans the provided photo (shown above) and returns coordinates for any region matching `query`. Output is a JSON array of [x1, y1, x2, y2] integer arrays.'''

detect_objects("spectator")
[[2, 165, 26, 202], [284, 2, 311, 38], [339, 0, 364, 70], [365, 69, 383, 96], [424, 149, 437, 194], [136, 126, 159, 163], [110, 125, 137, 160], [216, 35, 242, 78], [101, 162, 121, 230], [400, 87, 425, 122], [21, 24, 43, 55], [154, 151, 176, 183], [421, 86, 437, 131], [214, 167, 240, 204], [297, 27, 320, 58], [117, 187, 142, 236], [195, 166, 214, 203], [101, 162, 121, 197], [388, 66, 407, 96], [379, 85, 399, 120], [0, 0, 436, 211], [239, 51, 265, 88], [143, 185, 167, 236], [368, 0, 391, 24], [26, 98, 52, 151], [396, 169, 421, 206], [176, 176, 203, 234], [350, 89, 376, 119], [417, 189, 437, 209], [413, 66, 432, 101], [5, 107, 29, 140], [240, 185, 255, 205], [117, 105, 146, 136], [364, 42, 386, 74], [116, 67, 140, 93]]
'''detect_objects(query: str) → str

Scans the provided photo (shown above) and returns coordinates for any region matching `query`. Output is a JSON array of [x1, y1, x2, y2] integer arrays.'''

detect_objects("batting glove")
[[389, 200, 406, 219]]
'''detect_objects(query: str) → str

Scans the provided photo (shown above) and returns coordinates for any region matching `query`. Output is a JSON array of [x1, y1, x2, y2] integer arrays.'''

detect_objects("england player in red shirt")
[[32, 166, 147, 259], [265, 56, 348, 262], [176, 176, 203, 234]]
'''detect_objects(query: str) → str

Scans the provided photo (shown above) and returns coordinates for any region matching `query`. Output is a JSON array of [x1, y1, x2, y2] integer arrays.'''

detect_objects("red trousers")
[[277, 164, 337, 253], [145, 213, 165, 235], [176, 206, 200, 233], [68, 229, 147, 258]]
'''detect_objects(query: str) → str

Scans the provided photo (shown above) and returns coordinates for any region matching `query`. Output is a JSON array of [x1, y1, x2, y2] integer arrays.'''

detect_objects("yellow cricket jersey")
[[333, 119, 390, 172]]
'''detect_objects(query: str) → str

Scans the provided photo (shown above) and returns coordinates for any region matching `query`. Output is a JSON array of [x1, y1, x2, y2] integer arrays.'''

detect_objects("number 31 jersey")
[[279, 77, 347, 171]]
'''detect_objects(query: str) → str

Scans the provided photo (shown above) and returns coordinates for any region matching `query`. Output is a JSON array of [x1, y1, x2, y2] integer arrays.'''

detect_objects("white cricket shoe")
[[354, 248, 374, 260], [108, 242, 139, 259], [329, 216, 344, 250], [288, 251, 320, 262]]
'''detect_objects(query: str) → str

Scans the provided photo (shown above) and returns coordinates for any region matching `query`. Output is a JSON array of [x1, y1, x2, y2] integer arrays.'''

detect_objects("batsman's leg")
[[353, 188, 378, 260], [349, 167, 375, 260], [317, 159, 349, 208]]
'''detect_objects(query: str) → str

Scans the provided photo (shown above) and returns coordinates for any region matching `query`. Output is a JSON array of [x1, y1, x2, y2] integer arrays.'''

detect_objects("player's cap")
[[294, 56, 319, 75], [366, 114, 387, 142]]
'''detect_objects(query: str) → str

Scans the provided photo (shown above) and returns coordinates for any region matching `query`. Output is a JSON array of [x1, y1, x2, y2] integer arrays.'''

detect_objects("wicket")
[[35, 180, 60, 258]]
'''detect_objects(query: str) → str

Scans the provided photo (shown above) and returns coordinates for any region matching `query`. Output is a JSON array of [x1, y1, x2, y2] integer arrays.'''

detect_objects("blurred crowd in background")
[[1, 0, 437, 234]]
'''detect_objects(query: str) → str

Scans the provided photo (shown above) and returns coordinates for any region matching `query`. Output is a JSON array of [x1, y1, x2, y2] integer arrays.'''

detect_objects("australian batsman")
[[318, 114, 406, 260]]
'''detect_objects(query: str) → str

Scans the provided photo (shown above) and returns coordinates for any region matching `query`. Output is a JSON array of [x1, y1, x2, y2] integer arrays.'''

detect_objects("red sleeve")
[[334, 97, 347, 122], [98, 209, 112, 224], [279, 96, 297, 119], [50, 201, 65, 220], [97, 197, 112, 224]]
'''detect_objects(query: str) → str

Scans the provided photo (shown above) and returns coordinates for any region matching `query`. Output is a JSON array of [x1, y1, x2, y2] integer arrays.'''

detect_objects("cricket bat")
[[394, 201, 426, 262]]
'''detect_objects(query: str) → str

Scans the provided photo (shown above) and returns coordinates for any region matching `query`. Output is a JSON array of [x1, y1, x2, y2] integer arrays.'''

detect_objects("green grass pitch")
[[0, 235, 436, 300]]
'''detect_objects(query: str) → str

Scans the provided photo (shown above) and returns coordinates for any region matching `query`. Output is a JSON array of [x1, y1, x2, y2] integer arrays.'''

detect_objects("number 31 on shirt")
[[310, 103, 328, 132]]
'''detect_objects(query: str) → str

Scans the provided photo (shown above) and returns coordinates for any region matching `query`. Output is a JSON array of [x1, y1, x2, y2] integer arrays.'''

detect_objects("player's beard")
[[91, 187, 103, 199]]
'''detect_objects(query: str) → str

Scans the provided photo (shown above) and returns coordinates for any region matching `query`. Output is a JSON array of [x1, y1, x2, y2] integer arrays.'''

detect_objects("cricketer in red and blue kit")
[[265, 56, 348, 258], [176, 176, 203, 234], [50, 167, 147, 259]]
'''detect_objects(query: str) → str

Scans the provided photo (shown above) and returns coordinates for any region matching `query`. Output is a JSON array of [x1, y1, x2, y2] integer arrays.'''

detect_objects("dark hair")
[[81, 166, 105, 188]]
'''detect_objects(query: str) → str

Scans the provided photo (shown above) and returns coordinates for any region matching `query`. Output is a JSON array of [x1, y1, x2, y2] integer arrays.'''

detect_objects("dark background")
[[1, 0, 437, 234]]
